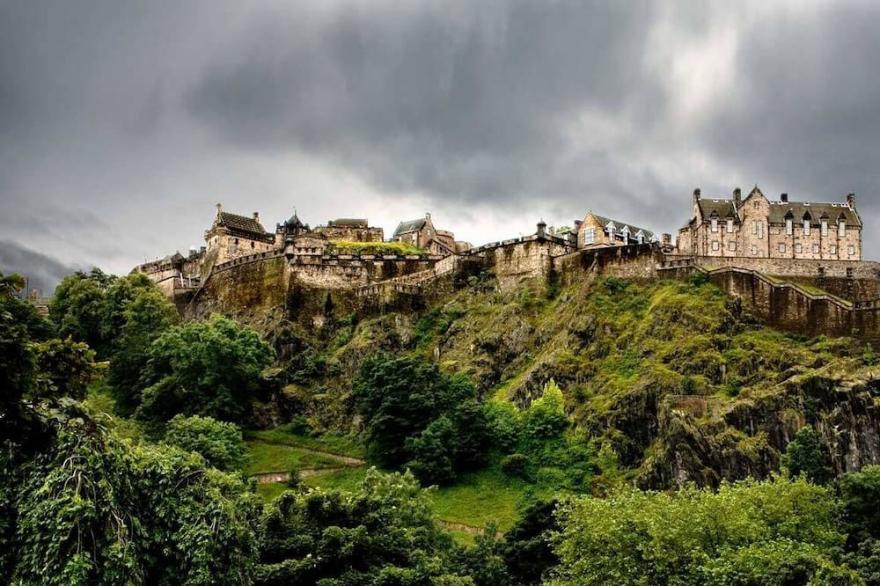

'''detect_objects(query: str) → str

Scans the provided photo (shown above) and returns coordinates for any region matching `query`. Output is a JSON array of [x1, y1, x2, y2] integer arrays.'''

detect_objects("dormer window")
[[727, 220, 734, 233], [786, 218, 793, 235], [803, 214, 811, 236], [711, 218, 718, 233], [821, 219, 828, 237], [838, 217, 846, 238]]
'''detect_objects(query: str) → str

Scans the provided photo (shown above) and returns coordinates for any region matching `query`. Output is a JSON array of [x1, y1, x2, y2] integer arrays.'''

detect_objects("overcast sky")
[[2, 0, 879, 291]]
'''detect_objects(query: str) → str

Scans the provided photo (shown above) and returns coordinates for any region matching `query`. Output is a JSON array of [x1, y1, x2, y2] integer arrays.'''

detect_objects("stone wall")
[[679, 255, 880, 282], [190, 255, 288, 319]]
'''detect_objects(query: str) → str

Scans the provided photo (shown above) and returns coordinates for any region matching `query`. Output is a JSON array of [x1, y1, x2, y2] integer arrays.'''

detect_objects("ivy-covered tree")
[[31, 337, 95, 403], [255, 469, 469, 585], [783, 425, 834, 485], [135, 315, 274, 424]]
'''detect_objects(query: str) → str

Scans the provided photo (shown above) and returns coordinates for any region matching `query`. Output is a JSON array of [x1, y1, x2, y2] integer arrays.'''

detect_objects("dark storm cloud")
[[0, 240, 79, 294], [2, 0, 880, 270], [188, 1, 663, 206]]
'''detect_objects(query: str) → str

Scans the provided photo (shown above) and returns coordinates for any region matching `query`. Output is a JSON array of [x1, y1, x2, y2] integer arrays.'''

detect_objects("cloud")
[[0, 240, 79, 294], [1, 0, 879, 270]]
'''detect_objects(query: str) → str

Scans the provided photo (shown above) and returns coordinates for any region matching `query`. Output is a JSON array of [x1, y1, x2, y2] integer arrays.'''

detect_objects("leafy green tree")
[[353, 354, 489, 484], [840, 465, 880, 542], [163, 414, 245, 471], [783, 425, 834, 484], [50, 269, 112, 353], [31, 337, 95, 403], [502, 500, 560, 585], [552, 475, 856, 585], [255, 469, 468, 585], [135, 314, 274, 424], [108, 287, 178, 415]]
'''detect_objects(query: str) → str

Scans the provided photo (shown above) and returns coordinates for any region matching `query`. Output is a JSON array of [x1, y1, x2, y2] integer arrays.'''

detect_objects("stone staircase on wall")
[[355, 254, 458, 298]]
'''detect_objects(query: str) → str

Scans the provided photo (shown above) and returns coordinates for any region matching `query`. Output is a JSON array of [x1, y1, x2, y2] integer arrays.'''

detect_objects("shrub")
[[782, 426, 833, 485], [500, 453, 529, 479], [164, 414, 245, 471]]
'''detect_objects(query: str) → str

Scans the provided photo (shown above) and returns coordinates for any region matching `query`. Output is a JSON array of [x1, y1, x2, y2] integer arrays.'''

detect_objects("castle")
[[136, 186, 880, 342]]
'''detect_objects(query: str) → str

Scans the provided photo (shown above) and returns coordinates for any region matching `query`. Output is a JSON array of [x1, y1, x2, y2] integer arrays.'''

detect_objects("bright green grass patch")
[[246, 427, 366, 458], [303, 466, 371, 492], [245, 441, 342, 476], [426, 467, 545, 532], [255, 482, 289, 502], [327, 240, 425, 256]]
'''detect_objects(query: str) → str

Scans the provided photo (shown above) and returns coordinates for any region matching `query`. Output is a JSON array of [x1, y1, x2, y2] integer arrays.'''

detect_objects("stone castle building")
[[206, 205, 275, 264], [676, 187, 862, 260], [392, 213, 470, 255], [313, 219, 384, 243], [576, 211, 660, 249]]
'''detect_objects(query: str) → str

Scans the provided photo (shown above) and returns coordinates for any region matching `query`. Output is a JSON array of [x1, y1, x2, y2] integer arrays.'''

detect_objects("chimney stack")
[[733, 187, 742, 206], [216, 203, 223, 216], [847, 192, 856, 208], [780, 193, 788, 203], [537, 219, 547, 238], [693, 188, 701, 203], [253, 212, 260, 221], [661, 233, 672, 246]]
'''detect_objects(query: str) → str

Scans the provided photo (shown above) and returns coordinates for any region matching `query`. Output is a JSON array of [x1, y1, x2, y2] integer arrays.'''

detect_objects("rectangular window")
[[830, 245, 837, 255], [728, 241, 736, 252], [839, 221, 846, 238], [804, 220, 811, 236], [795, 243, 803, 254], [786, 219, 793, 235], [821, 221, 828, 237], [711, 219, 718, 233], [812, 243, 820, 254], [751, 245, 758, 256], [711, 241, 720, 251], [584, 228, 595, 244], [752, 221, 758, 235], [778, 243, 786, 254], [727, 220, 734, 233], [849, 245, 856, 256]]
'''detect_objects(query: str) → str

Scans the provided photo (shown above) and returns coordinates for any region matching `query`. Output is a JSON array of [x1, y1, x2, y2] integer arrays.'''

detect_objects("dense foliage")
[[256, 469, 465, 585], [552, 475, 858, 585], [354, 353, 490, 484], [163, 414, 246, 471], [135, 315, 274, 425]]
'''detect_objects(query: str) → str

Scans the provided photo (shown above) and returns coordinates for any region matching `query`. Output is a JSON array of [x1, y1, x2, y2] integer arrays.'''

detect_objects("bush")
[[164, 414, 245, 471], [500, 453, 529, 479], [783, 426, 833, 485]]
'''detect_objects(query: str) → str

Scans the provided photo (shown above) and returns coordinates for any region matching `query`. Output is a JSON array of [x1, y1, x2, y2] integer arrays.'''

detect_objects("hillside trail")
[[249, 442, 366, 484]]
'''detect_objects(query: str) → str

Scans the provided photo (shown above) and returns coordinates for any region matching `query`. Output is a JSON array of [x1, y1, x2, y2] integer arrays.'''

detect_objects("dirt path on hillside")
[[252, 466, 359, 484], [253, 440, 366, 466], [437, 520, 503, 538]]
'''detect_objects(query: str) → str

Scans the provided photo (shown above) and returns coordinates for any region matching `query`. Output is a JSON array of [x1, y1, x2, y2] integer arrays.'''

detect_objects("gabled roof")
[[285, 212, 305, 228], [587, 213, 656, 241], [393, 218, 427, 238], [698, 199, 738, 220], [769, 201, 861, 227], [216, 211, 269, 236]]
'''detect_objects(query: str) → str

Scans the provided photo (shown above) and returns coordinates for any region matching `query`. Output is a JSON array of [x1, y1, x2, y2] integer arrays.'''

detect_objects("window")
[[812, 243, 820, 254], [803, 220, 811, 236], [584, 228, 595, 244], [727, 220, 734, 233], [711, 241, 720, 251], [821, 220, 828, 237], [839, 221, 846, 238], [830, 245, 838, 255], [711, 219, 718, 233], [795, 243, 803, 254], [786, 218, 793, 235], [728, 241, 736, 252], [751, 245, 758, 256], [849, 245, 856, 256], [752, 221, 758, 235], [778, 243, 786, 254], [251, 241, 255, 249]]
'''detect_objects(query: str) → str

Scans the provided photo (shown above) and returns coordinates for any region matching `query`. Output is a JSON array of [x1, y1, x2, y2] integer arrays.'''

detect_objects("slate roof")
[[768, 201, 861, 227], [285, 212, 304, 227], [698, 199, 739, 220], [589, 213, 657, 241], [216, 212, 272, 239], [393, 218, 428, 238]]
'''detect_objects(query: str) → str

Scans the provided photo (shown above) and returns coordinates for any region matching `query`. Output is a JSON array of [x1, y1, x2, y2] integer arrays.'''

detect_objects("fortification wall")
[[554, 244, 660, 284], [189, 255, 288, 319], [474, 236, 568, 291], [679, 255, 880, 280]]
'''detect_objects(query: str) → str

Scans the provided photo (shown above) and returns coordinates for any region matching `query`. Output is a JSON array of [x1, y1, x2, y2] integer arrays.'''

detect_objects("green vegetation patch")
[[327, 240, 425, 255]]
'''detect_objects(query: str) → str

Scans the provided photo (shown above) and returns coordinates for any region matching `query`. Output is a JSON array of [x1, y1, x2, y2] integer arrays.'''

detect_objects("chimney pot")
[[847, 192, 856, 207], [781, 193, 788, 203]]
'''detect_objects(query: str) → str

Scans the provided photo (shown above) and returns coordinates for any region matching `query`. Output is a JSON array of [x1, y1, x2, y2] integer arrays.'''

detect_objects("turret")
[[537, 219, 547, 238]]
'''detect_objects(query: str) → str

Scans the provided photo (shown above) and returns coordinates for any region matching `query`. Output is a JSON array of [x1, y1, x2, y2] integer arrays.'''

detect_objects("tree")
[[502, 500, 560, 585], [135, 315, 274, 424], [31, 337, 95, 403], [50, 269, 112, 353], [353, 354, 489, 484], [164, 414, 245, 471], [840, 465, 880, 543], [9, 404, 260, 585], [783, 426, 834, 485], [108, 287, 178, 415], [552, 476, 856, 585], [255, 469, 468, 585]]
